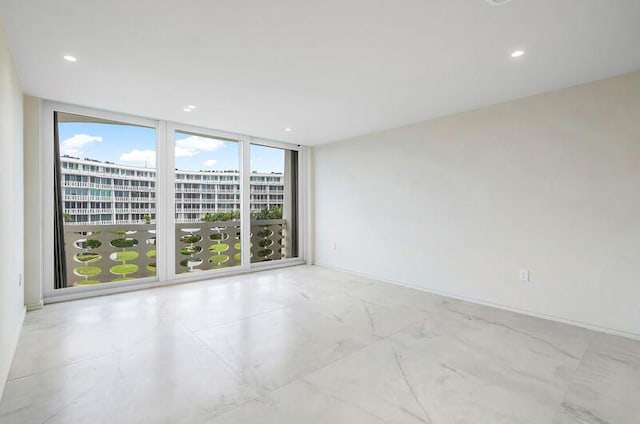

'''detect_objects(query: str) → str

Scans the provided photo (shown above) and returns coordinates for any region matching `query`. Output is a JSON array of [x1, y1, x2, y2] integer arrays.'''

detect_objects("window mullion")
[[240, 137, 251, 269], [157, 120, 172, 281]]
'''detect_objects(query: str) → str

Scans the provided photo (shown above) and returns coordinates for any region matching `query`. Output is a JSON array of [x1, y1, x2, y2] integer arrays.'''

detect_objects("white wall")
[[23, 95, 42, 310], [0, 22, 25, 399], [315, 71, 640, 338]]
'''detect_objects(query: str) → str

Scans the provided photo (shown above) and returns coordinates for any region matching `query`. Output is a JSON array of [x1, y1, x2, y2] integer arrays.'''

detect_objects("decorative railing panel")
[[250, 219, 286, 263], [175, 219, 287, 273], [62, 219, 288, 286], [175, 221, 242, 273], [64, 224, 156, 287]]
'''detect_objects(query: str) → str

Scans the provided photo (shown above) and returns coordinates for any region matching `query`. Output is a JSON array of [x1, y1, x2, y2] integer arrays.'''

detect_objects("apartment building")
[[61, 156, 285, 224]]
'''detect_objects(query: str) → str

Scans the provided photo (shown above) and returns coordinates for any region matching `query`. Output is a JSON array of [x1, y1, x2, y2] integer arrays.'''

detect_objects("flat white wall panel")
[[315, 71, 640, 337], [0, 21, 25, 399], [23, 95, 41, 310]]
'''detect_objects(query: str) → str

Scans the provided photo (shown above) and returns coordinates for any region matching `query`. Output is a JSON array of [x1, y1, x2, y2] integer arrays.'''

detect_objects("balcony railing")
[[62, 168, 156, 180], [174, 219, 286, 273], [63, 195, 112, 201], [65, 208, 107, 215], [68, 220, 116, 226], [62, 219, 287, 287], [65, 208, 155, 215], [63, 181, 113, 189], [63, 224, 157, 287]]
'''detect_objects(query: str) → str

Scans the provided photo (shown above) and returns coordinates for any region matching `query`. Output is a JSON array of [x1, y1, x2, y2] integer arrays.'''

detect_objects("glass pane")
[[174, 131, 241, 273], [250, 144, 298, 263], [57, 113, 157, 288]]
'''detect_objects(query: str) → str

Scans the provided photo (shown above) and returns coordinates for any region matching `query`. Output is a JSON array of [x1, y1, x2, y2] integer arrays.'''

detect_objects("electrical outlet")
[[519, 269, 529, 282], [18, 273, 22, 287]]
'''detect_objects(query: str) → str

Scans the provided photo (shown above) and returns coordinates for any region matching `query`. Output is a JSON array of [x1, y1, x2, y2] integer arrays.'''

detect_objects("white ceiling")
[[1, 0, 639, 145]]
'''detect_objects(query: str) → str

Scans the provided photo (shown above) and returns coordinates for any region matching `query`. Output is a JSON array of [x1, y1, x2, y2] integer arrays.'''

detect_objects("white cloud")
[[60, 134, 103, 156], [203, 159, 218, 167], [175, 136, 225, 157], [120, 149, 156, 164], [175, 146, 195, 158]]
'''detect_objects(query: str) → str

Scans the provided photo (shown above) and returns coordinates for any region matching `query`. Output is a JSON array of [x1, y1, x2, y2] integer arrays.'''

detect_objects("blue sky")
[[58, 122, 284, 173]]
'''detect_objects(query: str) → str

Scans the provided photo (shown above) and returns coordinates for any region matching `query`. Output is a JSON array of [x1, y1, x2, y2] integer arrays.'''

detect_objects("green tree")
[[143, 214, 151, 224], [201, 210, 241, 222], [201, 212, 215, 222], [251, 206, 282, 220]]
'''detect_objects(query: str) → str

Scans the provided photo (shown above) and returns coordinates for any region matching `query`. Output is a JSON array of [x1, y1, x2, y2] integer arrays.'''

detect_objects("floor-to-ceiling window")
[[250, 144, 299, 263], [54, 112, 158, 289], [46, 105, 304, 299], [173, 130, 242, 273]]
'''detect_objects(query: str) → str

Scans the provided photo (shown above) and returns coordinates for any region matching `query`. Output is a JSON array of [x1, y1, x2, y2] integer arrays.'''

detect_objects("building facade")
[[61, 156, 285, 224]]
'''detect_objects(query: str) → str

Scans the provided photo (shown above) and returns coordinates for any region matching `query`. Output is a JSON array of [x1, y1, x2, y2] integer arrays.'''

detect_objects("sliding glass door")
[[54, 112, 158, 289], [173, 130, 242, 273], [250, 144, 299, 263], [46, 104, 304, 298]]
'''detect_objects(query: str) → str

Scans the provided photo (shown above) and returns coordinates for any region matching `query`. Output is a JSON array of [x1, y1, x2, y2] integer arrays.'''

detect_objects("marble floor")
[[1, 266, 639, 423]]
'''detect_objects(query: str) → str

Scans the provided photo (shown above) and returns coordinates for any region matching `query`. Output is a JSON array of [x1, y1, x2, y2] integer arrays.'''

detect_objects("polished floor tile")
[[1, 324, 257, 424], [1, 265, 639, 423], [301, 315, 584, 424], [553, 333, 640, 424], [195, 304, 379, 391], [207, 379, 386, 424]]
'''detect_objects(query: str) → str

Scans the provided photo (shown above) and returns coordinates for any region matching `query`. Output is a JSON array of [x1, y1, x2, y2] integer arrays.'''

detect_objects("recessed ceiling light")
[[63, 55, 77, 62], [486, 0, 513, 5], [284, 128, 292, 132], [183, 108, 191, 112], [511, 50, 524, 58], [187, 105, 196, 109]]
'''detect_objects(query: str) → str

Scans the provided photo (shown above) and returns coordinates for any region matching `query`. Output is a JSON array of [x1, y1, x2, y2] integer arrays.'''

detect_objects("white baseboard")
[[26, 301, 43, 311], [316, 263, 640, 341]]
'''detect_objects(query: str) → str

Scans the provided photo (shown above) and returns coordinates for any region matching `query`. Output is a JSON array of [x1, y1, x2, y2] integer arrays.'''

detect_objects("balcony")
[[64, 208, 110, 215], [67, 220, 115, 226], [174, 217, 203, 224], [65, 208, 155, 215], [63, 181, 92, 188], [63, 195, 112, 201], [62, 219, 287, 287]]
